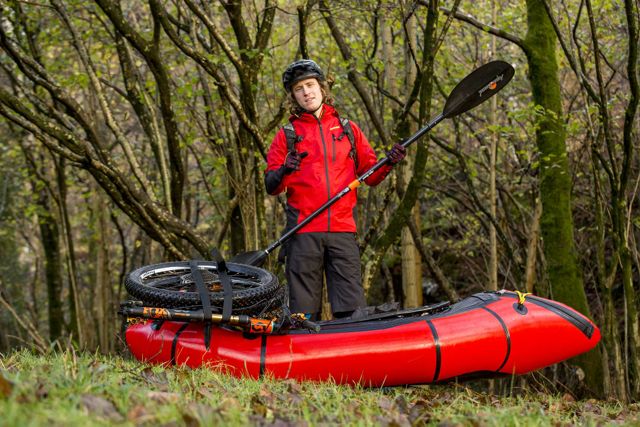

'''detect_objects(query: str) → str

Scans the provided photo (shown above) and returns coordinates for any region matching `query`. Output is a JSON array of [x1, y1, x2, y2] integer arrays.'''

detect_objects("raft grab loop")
[[516, 291, 532, 306], [514, 290, 532, 315]]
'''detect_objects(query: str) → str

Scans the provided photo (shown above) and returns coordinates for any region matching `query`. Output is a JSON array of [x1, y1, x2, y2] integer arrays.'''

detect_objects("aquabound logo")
[[478, 73, 504, 97]]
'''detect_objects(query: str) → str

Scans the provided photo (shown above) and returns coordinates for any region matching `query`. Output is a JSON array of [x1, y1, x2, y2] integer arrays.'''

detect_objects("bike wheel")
[[124, 261, 280, 312]]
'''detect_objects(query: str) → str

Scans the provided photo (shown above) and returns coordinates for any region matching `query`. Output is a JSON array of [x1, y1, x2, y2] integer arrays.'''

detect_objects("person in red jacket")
[[265, 59, 406, 320]]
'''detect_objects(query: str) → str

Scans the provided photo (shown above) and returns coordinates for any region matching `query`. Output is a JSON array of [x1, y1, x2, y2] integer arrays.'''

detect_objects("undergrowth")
[[0, 349, 637, 426]]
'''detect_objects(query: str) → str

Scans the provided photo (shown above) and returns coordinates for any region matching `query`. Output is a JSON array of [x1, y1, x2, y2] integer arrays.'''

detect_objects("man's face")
[[292, 78, 323, 113]]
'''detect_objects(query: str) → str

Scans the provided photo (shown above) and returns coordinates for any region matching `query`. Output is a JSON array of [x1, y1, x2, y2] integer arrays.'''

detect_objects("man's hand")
[[284, 151, 308, 174], [387, 143, 407, 165]]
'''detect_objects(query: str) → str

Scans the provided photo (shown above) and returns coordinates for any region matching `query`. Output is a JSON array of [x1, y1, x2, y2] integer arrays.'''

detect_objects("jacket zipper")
[[316, 116, 331, 230], [331, 134, 336, 163]]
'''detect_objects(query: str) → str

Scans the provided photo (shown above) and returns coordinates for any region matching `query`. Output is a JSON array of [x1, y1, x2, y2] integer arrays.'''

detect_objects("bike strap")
[[211, 248, 233, 324], [189, 259, 213, 349]]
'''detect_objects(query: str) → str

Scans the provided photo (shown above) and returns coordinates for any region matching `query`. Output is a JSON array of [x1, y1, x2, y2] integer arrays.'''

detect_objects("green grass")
[[0, 349, 637, 426]]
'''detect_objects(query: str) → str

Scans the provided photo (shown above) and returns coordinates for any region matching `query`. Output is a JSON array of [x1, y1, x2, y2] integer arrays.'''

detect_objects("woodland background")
[[0, 0, 638, 401]]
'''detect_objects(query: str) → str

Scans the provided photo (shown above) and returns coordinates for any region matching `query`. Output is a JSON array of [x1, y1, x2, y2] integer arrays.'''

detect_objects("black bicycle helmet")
[[282, 59, 325, 92]]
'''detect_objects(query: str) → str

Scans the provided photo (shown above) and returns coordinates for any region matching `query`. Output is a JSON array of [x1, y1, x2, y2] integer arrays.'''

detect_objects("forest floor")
[[0, 349, 638, 426]]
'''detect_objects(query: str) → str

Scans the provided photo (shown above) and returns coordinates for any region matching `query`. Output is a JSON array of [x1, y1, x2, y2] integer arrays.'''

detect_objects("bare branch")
[[439, 6, 526, 51], [407, 218, 459, 302], [318, 0, 390, 146]]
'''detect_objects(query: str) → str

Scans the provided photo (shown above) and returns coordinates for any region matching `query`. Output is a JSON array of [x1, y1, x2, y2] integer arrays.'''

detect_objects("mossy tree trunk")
[[28, 157, 64, 343], [524, 0, 603, 396], [619, 0, 639, 399]]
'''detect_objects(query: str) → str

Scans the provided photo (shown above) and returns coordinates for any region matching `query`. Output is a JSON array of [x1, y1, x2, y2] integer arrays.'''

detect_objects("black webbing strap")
[[284, 118, 357, 170], [338, 117, 358, 171], [283, 122, 298, 153], [211, 249, 233, 324], [189, 259, 212, 350]]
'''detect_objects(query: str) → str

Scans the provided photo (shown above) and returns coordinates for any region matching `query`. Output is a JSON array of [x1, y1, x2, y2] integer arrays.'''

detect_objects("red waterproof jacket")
[[265, 105, 391, 233]]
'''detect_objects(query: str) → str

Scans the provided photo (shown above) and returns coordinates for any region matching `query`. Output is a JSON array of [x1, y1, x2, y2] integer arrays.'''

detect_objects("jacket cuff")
[[265, 166, 287, 194], [364, 163, 393, 186]]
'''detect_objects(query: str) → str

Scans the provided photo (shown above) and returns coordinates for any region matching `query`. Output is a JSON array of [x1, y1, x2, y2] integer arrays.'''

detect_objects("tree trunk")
[[621, 0, 639, 399], [524, 0, 603, 396], [488, 0, 499, 291], [91, 188, 113, 353], [36, 177, 64, 343], [399, 10, 423, 308], [55, 158, 84, 347], [364, 1, 438, 295]]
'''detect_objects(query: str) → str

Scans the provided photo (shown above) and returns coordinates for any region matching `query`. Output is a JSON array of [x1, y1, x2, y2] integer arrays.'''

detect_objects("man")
[[265, 59, 406, 320]]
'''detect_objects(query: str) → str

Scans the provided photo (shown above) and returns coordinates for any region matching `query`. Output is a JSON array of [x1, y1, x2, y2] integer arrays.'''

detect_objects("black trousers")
[[285, 232, 366, 315]]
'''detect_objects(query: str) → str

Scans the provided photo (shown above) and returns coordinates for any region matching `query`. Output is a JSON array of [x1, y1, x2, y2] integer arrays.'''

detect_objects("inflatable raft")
[[123, 290, 600, 386]]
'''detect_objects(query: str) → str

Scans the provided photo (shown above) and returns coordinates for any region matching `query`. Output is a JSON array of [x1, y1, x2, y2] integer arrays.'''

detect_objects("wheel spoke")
[[144, 275, 183, 290]]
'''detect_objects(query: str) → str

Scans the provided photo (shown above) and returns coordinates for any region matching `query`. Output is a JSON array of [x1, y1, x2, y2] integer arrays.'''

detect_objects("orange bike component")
[[248, 318, 274, 334]]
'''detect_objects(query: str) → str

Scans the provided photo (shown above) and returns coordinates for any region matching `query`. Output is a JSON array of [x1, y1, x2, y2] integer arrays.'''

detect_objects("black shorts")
[[285, 232, 366, 314]]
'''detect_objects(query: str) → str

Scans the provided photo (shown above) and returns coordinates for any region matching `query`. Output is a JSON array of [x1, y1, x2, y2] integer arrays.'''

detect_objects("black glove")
[[387, 143, 407, 165], [265, 151, 309, 194], [284, 151, 308, 174]]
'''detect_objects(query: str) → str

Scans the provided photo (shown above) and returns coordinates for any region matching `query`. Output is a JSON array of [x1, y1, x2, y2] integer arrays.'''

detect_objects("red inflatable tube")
[[123, 291, 600, 386]]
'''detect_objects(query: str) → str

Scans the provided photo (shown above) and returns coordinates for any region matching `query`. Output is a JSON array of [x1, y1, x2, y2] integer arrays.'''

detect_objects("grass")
[[0, 349, 638, 426]]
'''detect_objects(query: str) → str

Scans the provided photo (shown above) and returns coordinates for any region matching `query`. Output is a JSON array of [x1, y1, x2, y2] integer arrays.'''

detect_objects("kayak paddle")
[[231, 60, 515, 267]]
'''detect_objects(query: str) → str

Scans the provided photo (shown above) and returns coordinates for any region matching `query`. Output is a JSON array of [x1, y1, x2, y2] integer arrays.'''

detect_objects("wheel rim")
[[139, 265, 266, 294]]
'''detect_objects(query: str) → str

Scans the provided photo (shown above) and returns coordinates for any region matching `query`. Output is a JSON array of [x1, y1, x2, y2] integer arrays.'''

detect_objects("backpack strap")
[[339, 117, 359, 172], [283, 117, 358, 171], [283, 122, 300, 153]]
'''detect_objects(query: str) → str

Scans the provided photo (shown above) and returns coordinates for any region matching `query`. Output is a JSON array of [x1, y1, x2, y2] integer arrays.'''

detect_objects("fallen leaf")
[[378, 396, 394, 411], [548, 401, 564, 412], [182, 402, 219, 427], [269, 417, 308, 427], [259, 384, 277, 401], [80, 393, 124, 422], [147, 391, 180, 404], [35, 382, 48, 400], [375, 413, 411, 427], [0, 372, 14, 399], [318, 413, 338, 424], [182, 412, 200, 427], [285, 392, 304, 406], [394, 394, 409, 413], [283, 378, 304, 395], [127, 404, 154, 423], [408, 402, 430, 424], [197, 386, 215, 400], [140, 367, 169, 390], [89, 361, 110, 375], [249, 414, 269, 425], [251, 395, 269, 417], [217, 396, 240, 412]]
